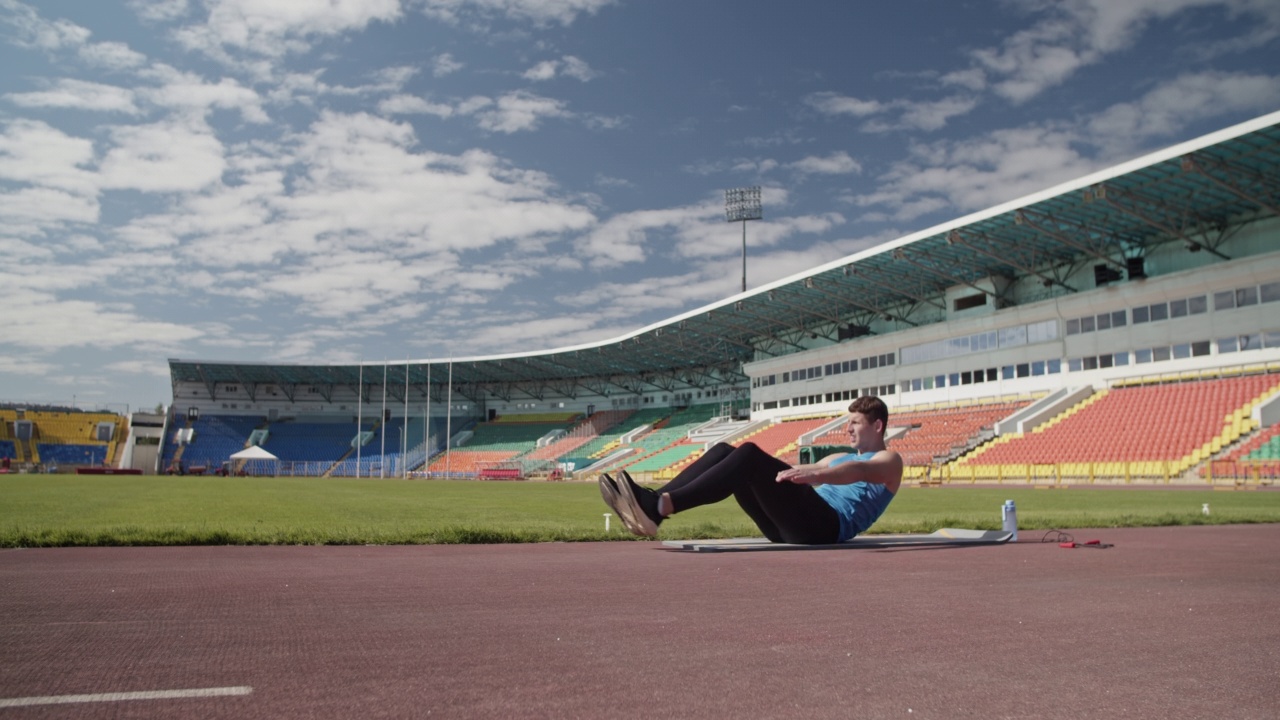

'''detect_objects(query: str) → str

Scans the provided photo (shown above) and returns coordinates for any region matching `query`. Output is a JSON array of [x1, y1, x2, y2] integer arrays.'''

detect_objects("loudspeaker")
[[838, 324, 872, 340], [1126, 256, 1146, 279], [1094, 264, 1122, 286]]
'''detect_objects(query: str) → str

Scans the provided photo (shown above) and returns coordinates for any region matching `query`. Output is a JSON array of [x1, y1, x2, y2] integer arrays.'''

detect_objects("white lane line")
[[0, 686, 253, 708]]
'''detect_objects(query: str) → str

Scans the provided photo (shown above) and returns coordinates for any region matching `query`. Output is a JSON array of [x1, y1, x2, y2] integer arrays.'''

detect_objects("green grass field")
[[1, 474, 1278, 547]]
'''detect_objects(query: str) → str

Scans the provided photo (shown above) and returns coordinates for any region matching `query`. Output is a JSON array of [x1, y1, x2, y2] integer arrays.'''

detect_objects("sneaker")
[[620, 469, 665, 524], [599, 474, 644, 536], [612, 472, 659, 538]]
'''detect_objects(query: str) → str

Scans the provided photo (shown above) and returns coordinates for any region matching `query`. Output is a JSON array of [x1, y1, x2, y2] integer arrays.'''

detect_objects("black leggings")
[[658, 442, 840, 545]]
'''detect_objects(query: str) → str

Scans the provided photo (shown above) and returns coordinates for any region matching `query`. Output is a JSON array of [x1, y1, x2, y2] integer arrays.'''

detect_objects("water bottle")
[[1002, 500, 1018, 541]]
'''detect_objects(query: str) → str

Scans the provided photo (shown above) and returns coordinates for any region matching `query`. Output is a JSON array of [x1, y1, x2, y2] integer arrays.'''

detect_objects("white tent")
[[229, 445, 277, 460]]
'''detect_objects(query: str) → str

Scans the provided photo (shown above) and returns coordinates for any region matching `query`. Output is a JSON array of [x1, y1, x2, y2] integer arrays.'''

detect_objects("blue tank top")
[[813, 451, 896, 542]]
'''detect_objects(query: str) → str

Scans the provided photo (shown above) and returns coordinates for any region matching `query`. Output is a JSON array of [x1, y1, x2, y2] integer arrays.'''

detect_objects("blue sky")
[[2, 0, 1278, 413]]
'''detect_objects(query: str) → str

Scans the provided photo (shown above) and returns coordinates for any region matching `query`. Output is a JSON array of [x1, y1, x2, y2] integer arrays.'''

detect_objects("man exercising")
[[601, 395, 902, 544]]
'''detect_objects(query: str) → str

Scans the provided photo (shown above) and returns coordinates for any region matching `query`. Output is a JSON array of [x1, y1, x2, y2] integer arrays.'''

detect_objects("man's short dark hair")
[[848, 395, 888, 431]]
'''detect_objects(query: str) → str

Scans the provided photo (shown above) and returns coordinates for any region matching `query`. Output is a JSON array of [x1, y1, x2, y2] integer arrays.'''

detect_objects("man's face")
[[845, 411, 879, 447]]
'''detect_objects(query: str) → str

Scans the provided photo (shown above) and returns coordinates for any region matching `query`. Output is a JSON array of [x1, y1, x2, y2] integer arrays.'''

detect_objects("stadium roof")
[[170, 110, 1280, 402]]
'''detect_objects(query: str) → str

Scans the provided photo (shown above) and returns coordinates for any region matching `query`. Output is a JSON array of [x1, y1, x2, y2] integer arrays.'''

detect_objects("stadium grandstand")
[[52, 110, 1274, 486]]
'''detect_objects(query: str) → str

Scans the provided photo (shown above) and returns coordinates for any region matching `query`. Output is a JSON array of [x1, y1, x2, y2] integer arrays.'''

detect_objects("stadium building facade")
[[156, 111, 1280, 478]]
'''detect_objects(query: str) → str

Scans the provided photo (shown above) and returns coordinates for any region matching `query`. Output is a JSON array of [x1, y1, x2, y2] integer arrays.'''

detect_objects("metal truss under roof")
[[170, 111, 1280, 403]]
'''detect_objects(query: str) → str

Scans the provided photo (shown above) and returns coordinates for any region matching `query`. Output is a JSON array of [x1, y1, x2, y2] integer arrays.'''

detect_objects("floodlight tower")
[[725, 186, 763, 293]]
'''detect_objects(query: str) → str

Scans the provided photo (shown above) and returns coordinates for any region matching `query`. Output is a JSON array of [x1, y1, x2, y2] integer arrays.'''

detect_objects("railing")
[[923, 460, 1272, 486]]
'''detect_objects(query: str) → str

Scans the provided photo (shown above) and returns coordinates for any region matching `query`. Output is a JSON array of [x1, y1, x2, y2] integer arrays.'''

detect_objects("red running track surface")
[[2, 525, 1278, 719]]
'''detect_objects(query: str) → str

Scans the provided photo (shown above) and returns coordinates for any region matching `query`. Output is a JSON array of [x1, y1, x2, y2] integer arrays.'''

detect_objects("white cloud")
[[897, 96, 979, 132], [575, 204, 713, 269], [78, 40, 147, 70], [175, 0, 402, 58], [1, 292, 203, 351], [941, 67, 986, 92], [805, 92, 976, 132], [470, 90, 571, 133], [432, 52, 464, 77], [969, 0, 1280, 103], [370, 66, 419, 92], [804, 91, 884, 117], [128, 0, 191, 23], [0, 119, 98, 195], [1087, 71, 1280, 151], [5, 78, 140, 114], [853, 124, 1100, 220], [674, 213, 847, 260], [98, 120, 227, 192], [0, 187, 99, 232], [524, 55, 599, 81], [104, 111, 597, 318], [789, 151, 861, 176], [379, 94, 456, 117], [419, 0, 616, 26], [0, 0, 92, 50], [523, 60, 558, 81], [137, 66, 270, 123]]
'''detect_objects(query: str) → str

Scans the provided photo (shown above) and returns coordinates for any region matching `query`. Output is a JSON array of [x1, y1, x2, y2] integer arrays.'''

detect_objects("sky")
[[2, 0, 1279, 413]]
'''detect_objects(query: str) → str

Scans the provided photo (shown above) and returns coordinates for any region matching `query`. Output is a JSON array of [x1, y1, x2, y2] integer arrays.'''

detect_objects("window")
[[1112, 310, 1127, 327], [1066, 318, 1081, 335], [949, 373, 960, 387], [1113, 353, 1129, 366], [1031, 320, 1057, 343], [1048, 359, 1062, 374], [912, 378, 923, 392], [1002, 365, 1015, 380], [1016, 363, 1030, 378], [1135, 348, 1153, 363], [1133, 306, 1150, 323], [1262, 282, 1280, 304], [868, 356, 879, 370], [1241, 333, 1263, 351], [1218, 336, 1239, 353], [1172, 343, 1191, 360], [1191, 341, 1210, 357], [1098, 354, 1113, 368], [987, 368, 998, 382], [1068, 358, 1082, 372], [1169, 298, 1188, 318], [935, 375, 946, 388], [1150, 303, 1168, 321], [1153, 346, 1171, 362], [1188, 295, 1207, 314], [1031, 361, 1045, 376], [1096, 313, 1111, 331], [860, 358, 870, 371], [1214, 290, 1235, 311], [1267, 331, 1280, 349], [1000, 325, 1028, 347], [961, 371, 973, 385], [1083, 356, 1099, 370], [782, 372, 790, 383], [1237, 286, 1258, 307], [1081, 315, 1095, 332]]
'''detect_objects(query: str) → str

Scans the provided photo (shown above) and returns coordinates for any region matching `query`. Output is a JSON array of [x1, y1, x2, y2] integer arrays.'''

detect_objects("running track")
[[2, 525, 1278, 719]]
